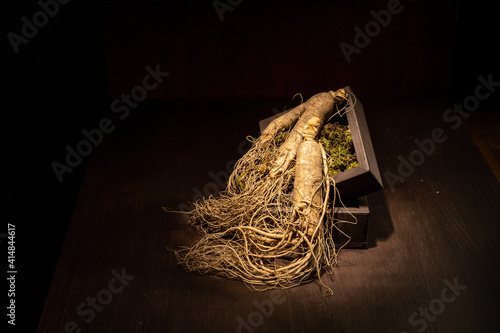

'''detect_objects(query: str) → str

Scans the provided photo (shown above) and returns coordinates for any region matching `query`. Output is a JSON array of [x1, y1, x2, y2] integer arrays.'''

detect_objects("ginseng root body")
[[267, 89, 346, 177], [172, 88, 350, 291]]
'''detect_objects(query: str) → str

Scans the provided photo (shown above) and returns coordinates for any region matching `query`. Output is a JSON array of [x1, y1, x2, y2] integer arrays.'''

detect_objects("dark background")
[[2, 0, 499, 331]]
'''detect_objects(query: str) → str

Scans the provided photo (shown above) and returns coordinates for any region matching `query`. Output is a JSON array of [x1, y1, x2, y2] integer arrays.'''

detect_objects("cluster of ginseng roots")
[[173, 130, 352, 292]]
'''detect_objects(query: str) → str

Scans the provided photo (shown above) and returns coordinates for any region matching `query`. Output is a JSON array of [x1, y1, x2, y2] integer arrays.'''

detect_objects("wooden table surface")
[[36, 97, 500, 333]]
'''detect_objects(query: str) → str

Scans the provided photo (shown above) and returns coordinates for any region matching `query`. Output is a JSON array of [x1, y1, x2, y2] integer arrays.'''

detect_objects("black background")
[[2, 0, 499, 331]]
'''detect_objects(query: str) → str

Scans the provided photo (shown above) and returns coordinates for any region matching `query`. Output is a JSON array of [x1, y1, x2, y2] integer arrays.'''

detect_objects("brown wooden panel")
[[37, 98, 500, 333], [103, 1, 457, 99]]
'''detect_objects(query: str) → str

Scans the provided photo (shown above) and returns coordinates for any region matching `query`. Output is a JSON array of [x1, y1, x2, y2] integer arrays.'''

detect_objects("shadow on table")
[[366, 190, 394, 249]]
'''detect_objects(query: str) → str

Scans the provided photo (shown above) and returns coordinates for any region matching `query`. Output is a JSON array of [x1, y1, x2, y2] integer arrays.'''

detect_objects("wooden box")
[[258, 86, 383, 200], [258, 87, 381, 249], [331, 196, 370, 249]]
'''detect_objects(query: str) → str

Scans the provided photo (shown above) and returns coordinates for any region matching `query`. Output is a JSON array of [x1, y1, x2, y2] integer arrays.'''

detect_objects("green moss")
[[272, 123, 358, 176], [274, 131, 290, 146], [235, 173, 246, 191], [318, 122, 358, 176], [235, 122, 358, 191]]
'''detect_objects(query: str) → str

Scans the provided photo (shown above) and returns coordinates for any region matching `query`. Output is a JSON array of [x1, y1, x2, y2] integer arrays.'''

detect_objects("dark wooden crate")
[[258, 86, 383, 200], [332, 196, 370, 249]]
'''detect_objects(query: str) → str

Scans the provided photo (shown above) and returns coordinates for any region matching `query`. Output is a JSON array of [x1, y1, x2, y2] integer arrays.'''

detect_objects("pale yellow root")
[[269, 89, 347, 177], [259, 104, 306, 146], [172, 88, 350, 291], [293, 139, 324, 237]]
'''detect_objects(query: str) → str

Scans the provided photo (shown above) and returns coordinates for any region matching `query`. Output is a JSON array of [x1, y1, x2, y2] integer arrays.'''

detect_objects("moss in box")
[[319, 122, 358, 176], [274, 122, 358, 176], [235, 122, 357, 191]]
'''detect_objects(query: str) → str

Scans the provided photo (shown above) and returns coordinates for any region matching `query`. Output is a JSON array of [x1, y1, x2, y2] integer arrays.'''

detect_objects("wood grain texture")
[[37, 98, 500, 333], [464, 111, 500, 182], [334, 196, 370, 249], [102, 1, 457, 99]]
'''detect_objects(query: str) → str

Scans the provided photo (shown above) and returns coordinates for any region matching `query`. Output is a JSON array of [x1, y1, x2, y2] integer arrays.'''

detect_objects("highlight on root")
[[164, 88, 358, 293]]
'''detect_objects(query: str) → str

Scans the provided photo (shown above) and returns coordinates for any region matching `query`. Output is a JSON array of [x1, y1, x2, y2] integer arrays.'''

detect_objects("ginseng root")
[[175, 136, 334, 290], [268, 89, 347, 177], [259, 103, 306, 146], [293, 138, 327, 238], [171, 88, 352, 291]]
